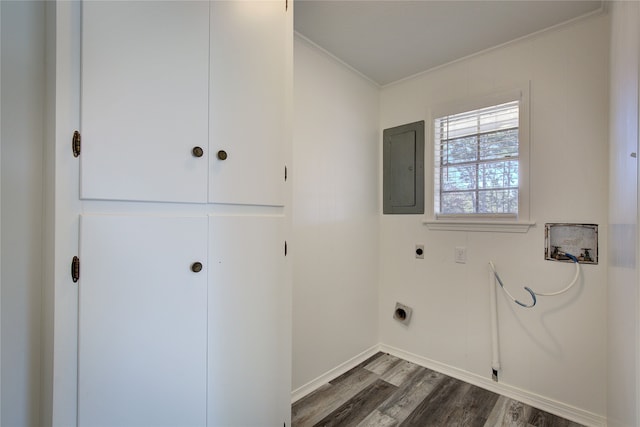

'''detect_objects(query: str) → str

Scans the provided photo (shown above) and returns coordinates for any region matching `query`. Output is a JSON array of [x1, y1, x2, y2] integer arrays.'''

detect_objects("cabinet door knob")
[[217, 150, 228, 160], [191, 262, 203, 273], [192, 146, 204, 158]]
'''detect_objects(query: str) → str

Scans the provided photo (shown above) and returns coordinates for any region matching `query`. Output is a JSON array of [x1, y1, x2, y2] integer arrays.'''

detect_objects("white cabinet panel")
[[208, 215, 287, 426], [80, 2, 209, 203], [78, 215, 208, 427], [50, 0, 292, 424], [209, 1, 287, 206]]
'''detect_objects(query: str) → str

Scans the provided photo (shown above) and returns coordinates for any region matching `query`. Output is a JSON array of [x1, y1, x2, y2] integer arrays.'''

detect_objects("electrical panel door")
[[383, 121, 425, 214]]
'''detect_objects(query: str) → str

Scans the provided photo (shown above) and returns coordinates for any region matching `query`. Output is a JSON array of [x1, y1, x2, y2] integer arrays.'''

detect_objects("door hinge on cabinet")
[[71, 256, 80, 283], [72, 130, 81, 157]]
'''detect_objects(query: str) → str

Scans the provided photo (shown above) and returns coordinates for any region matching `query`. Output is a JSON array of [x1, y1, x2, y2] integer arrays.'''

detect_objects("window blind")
[[434, 100, 519, 215]]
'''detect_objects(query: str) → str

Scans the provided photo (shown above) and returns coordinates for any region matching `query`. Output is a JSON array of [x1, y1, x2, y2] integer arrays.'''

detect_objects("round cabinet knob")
[[192, 146, 204, 158], [191, 262, 203, 273], [217, 150, 228, 161]]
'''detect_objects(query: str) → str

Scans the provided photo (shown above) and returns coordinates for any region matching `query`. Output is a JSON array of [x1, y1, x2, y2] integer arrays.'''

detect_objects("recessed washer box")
[[544, 223, 598, 264]]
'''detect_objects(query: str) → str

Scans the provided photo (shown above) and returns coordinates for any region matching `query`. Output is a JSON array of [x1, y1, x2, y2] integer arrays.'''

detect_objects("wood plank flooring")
[[292, 352, 584, 427]]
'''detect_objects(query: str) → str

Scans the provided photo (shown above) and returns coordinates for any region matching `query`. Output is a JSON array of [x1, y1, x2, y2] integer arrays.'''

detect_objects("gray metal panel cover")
[[383, 121, 425, 214]]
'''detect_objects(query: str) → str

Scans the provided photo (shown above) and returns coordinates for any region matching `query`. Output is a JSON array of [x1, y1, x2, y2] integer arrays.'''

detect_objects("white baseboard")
[[380, 344, 606, 427], [291, 344, 381, 403], [290, 342, 606, 427]]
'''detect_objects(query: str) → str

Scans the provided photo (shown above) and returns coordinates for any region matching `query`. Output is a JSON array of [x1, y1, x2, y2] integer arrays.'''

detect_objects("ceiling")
[[294, 1, 603, 86]]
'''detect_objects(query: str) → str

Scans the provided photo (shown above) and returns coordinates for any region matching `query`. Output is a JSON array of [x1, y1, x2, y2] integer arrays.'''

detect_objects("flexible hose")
[[489, 261, 537, 308], [488, 253, 581, 382], [533, 253, 580, 296], [488, 253, 581, 308]]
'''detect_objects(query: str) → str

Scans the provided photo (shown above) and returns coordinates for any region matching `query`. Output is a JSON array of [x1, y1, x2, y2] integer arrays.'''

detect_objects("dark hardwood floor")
[[292, 352, 584, 427]]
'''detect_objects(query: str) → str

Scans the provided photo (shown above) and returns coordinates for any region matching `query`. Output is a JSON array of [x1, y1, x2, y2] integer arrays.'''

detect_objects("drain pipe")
[[489, 267, 500, 382]]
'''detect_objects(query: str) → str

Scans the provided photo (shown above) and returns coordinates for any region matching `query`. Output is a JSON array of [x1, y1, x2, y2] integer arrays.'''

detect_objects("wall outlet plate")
[[455, 246, 466, 263]]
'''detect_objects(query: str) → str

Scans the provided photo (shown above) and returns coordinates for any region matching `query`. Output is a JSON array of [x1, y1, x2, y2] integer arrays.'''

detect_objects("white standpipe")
[[489, 267, 500, 381]]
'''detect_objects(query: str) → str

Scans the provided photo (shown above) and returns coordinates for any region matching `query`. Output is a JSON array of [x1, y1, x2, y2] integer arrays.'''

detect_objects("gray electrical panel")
[[383, 121, 425, 214]]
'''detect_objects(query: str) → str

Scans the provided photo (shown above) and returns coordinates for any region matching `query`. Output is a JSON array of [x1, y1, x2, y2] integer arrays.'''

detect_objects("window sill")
[[422, 219, 535, 233]]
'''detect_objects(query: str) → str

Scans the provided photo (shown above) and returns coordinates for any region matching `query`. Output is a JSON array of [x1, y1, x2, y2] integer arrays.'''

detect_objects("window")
[[435, 101, 519, 215], [425, 87, 532, 232]]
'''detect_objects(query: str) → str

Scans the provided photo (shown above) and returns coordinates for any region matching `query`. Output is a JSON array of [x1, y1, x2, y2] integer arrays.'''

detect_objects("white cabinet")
[[67, 1, 292, 426], [78, 215, 208, 427], [80, 1, 210, 203], [78, 213, 290, 427], [208, 215, 287, 426], [209, 1, 287, 206], [81, 0, 287, 206]]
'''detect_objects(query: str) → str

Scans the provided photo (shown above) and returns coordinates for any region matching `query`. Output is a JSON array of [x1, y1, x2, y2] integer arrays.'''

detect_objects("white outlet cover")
[[455, 247, 466, 263]]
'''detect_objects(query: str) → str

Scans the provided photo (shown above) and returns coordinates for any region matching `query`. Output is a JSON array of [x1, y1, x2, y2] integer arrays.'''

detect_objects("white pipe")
[[489, 266, 500, 381]]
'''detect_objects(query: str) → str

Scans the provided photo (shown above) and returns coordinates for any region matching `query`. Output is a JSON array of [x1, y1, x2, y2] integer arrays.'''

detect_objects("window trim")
[[424, 84, 534, 233]]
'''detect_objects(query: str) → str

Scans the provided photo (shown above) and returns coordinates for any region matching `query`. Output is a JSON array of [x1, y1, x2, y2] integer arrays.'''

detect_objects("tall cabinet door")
[[78, 215, 208, 427], [80, 1, 210, 203], [208, 215, 288, 426], [209, 1, 288, 206]]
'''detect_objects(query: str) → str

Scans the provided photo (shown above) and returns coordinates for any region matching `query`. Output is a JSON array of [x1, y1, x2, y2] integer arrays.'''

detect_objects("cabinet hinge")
[[71, 256, 80, 283], [284, 241, 288, 256], [72, 130, 81, 157], [284, 165, 288, 182]]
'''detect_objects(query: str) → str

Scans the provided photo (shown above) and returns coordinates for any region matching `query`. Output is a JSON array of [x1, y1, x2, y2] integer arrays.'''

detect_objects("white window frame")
[[423, 84, 534, 233]]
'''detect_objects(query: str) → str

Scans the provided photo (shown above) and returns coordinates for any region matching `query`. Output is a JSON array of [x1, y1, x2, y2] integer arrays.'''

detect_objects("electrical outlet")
[[455, 247, 466, 263], [415, 244, 424, 259]]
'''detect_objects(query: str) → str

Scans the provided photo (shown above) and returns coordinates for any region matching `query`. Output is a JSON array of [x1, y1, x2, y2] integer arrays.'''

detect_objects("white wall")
[[39, 3, 56, 425], [0, 3, 3, 423], [0, 2, 45, 426], [607, 2, 639, 427], [292, 36, 380, 391], [1, 2, 3, 422], [379, 13, 609, 423]]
